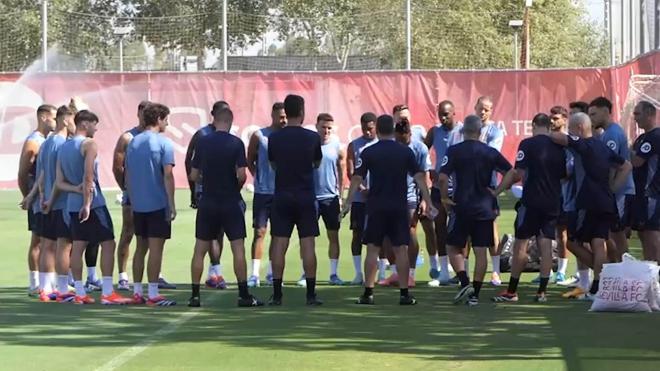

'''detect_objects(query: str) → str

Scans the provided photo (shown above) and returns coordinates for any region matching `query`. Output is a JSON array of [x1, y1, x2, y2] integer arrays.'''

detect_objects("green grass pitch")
[[0, 190, 658, 371]]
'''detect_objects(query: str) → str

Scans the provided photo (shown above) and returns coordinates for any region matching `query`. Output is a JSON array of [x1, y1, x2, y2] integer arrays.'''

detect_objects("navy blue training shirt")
[[268, 126, 322, 194], [632, 128, 660, 197], [192, 131, 247, 206], [354, 139, 421, 213], [567, 135, 625, 213], [515, 135, 567, 215], [439, 140, 512, 220]]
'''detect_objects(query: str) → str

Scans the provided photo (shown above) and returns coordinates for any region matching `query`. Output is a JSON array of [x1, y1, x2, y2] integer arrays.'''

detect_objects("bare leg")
[[191, 239, 212, 284], [132, 236, 149, 284], [394, 245, 410, 289], [117, 205, 134, 275]]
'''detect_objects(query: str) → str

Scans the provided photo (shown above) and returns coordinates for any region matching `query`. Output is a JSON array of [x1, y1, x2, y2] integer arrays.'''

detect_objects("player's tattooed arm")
[[246, 132, 260, 177], [437, 173, 455, 209], [17, 139, 39, 197], [112, 133, 130, 190]]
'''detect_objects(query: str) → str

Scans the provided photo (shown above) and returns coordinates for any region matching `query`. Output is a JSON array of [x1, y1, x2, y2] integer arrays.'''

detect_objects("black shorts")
[[563, 210, 579, 241], [317, 197, 340, 231], [631, 196, 660, 232], [51, 210, 72, 240], [447, 213, 494, 248], [573, 209, 614, 243], [611, 195, 634, 232], [271, 192, 319, 238], [350, 202, 367, 231], [69, 206, 114, 243], [431, 187, 442, 206], [252, 193, 274, 229], [514, 205, 557, 240], [133, 208, 172, 239], [27, 209, 41, 234], [363, 209, 410, 247], [41, 211, 57, 241], [196, 200, 246, 241]]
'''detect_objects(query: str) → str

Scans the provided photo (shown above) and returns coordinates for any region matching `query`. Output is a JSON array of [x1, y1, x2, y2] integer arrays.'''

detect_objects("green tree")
[[0, 1, 42, 71]]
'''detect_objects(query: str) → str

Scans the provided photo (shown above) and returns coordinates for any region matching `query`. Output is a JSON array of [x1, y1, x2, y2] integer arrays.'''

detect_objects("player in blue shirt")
[[630, 101, 660, 263], [491, 113, 567, 303], [18, 104, 56, 296], [246, 102, 287, 287], [546, 112, 631, 299], [27, 105, 76, 301], [343, 114, 436, 305], [313, 114, 346, 285], [111, 101, 151, 291], [395, 118, 432, 288], [438, 115, 513, 306], [188, 108, 263, 308], [589, 97, 636, 262], [56, 110, 130, 305], [125, 103, 177, 306], [267, 94, 323, 306], [424, 100, 464, 286], [475, 96, 506, 286], [345, 112, 377, 285], [184, 101, 229, 290]]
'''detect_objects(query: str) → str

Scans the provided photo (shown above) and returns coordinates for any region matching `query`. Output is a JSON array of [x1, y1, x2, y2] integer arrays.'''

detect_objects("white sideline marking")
[[95, 293, 220, 371]]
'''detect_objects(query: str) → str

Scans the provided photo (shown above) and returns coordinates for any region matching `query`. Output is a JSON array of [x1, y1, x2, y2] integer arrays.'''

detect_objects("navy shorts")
[[133, 208, 172, 239], [271, 192, 319, 238], [611, 195, 634, 232], [27, 209, 41, 234], [317, 197, 341, 231], [563, 210, 579, 241], [68, 206, 114, 243], [196, 200, 246, 241], [41, 211, 57, 241], [349, 202, 367, 231], [514, 205, 557, 240], [573, 210, 614, 243], [447, 213, 494, 248], [631, 196, 660, 232], [51, 210, 72, 239], [252, 193, 274, 229], [363, 209, 410, 247]]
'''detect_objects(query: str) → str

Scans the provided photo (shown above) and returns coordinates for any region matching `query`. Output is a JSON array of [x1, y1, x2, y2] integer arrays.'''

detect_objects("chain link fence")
[[0, 0, 620, 72]]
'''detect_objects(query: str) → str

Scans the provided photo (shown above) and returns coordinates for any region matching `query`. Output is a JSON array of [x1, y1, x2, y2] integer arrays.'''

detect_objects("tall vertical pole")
[[119, 37, 124, 72], [513, 32, 519, 69], [406, 0, 412, 70], [222, 0, 228, 71], [607, 0, 615, 65], [41, 0, 48, 72], [622, 0, 627, 61], [656, 0, 660, 49]]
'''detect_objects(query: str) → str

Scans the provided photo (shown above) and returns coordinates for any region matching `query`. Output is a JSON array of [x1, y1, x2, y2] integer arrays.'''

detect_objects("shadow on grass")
[[1, 283, 659, 370]]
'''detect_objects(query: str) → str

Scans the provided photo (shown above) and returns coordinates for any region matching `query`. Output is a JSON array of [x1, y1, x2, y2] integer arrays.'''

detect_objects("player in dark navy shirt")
[[342, 114, 436, 306], [630, 101, 660, 263], [267, 94, 323, 306], [492, 113, 566, 303], [438, 115, 513, 306], [546, 112, 631, 298], [188, 108, 263, 308]]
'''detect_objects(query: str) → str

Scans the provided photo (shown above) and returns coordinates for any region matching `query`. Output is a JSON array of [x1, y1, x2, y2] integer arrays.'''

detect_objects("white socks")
[[578, 269, 591, 291], [330, 259, 339, 276], [40, 272, 56, 293], [38, 272, 46, 291], [58, 275, 69, 294], [119, 272, 129, 282], [74, 281, 85, 297], [252, 259, 261, 277], [491, 255, 501, 275], [558, 258, 569, 275], [148, 282, 159, 299], [101, 277, 112, 296], [134, 282, 144, 296], [208, 264, 221, 278], [29, 271, 38, 290], [352, 255, 362, 275], [440, 255, 449, 274], [429, 254, 439, 271], [87, 267, 97, 282]]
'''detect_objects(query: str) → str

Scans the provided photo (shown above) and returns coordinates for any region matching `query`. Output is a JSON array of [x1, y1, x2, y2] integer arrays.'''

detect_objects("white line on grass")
[[94, 292, 222, 371]]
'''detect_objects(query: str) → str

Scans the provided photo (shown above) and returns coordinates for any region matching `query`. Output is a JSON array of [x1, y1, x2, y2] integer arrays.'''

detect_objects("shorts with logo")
[[133, 208, 172, 239], [68, 206, 115, 243], [317, 197, 341, 231], [196, 200, 246, 241]]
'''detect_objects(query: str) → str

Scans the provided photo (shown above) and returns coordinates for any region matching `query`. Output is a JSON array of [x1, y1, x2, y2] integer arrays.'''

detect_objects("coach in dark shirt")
[[188, 108, 262, 308], [492, 113, 567, 303], [438, 115, 513, 306], [267, 94, 323, 306], [342, 114, 436, 306]]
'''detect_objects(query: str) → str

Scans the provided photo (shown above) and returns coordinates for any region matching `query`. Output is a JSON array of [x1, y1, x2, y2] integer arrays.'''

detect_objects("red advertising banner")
[[1, 50, 658, 190]]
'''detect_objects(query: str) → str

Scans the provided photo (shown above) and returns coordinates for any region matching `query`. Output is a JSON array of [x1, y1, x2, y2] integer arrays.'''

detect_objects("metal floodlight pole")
[[606, 0, 615, 65], [222, 0, 228, 71], [113, 26, 131, 72], [509, 20, 523, 69], [406, 0, 412, 70], [41, 0, 48, 72]]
